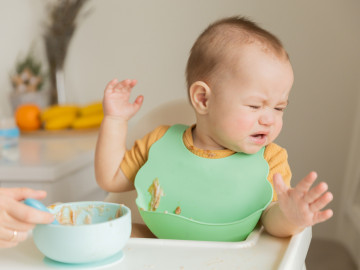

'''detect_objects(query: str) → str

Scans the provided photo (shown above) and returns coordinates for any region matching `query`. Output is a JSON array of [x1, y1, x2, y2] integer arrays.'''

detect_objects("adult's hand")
[[0, 188, 55, 248]]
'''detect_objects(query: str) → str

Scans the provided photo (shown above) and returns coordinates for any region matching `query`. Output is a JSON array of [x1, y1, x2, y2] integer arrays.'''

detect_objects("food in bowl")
[[33, 201, 131, 264]]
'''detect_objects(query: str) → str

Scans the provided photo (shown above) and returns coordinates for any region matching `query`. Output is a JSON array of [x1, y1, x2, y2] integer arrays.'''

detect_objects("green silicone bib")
[[135, 124, 273, 241]]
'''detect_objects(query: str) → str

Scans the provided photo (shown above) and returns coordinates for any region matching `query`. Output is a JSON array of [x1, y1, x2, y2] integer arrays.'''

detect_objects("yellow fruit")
[[71, 113, 104, 129], [44, 113, 77, 130], [79, 102, 103, 117], [41, 105, 79, 122]]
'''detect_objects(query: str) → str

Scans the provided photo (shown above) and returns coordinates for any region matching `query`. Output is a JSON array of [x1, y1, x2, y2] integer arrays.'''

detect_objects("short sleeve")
[[120, 125, 169, 182], [264, 143, 292, 201]]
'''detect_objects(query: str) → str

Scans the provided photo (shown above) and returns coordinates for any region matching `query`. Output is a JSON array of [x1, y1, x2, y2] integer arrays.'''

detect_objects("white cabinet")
[[0, 132, 106, 206]]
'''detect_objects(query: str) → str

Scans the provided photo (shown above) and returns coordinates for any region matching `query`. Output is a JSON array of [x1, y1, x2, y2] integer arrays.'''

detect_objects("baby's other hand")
[[273, 172, 333, 230], [102, 79, 143, 121]]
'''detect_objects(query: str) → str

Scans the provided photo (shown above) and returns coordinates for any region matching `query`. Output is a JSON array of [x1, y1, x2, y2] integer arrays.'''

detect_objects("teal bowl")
[[33, 202, 131, 264]]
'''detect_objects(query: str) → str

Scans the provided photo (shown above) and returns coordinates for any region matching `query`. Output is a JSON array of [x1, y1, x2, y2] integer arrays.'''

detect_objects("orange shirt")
[[120, 125, 291, 201]]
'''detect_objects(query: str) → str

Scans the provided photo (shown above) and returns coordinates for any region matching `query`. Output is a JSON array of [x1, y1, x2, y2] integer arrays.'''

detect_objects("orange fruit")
[[15, 104, 42, 131]]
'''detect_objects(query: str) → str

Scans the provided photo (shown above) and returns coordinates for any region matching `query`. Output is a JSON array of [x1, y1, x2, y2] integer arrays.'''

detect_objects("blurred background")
[[0, 0, 359, 269]]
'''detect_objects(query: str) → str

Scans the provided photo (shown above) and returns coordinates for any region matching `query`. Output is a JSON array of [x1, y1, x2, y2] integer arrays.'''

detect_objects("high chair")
[[103, 98, 311, 270]]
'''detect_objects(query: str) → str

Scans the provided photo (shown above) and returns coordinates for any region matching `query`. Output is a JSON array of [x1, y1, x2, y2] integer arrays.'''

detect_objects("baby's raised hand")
[[103, 79, 143, 121], [273, 172, 333, 229]]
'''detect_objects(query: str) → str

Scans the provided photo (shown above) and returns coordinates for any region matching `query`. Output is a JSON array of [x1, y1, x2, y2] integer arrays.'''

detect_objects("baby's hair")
[[185, 16, 288, 90]]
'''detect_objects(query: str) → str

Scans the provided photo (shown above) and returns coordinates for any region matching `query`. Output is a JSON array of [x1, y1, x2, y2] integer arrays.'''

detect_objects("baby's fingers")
[[113, 79, 137, 93], [273, 173, 288, 198], [295, 171, 317, 194], [304, 182, 329, 204], [131, 95, 144, 115], [313, 209, 333, 224], [310, 191, 333, 212], [104, 78, 119, 92]]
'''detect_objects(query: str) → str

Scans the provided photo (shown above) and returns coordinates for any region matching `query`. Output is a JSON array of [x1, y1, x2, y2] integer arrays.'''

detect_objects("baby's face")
[[205, 44, 294, 154]]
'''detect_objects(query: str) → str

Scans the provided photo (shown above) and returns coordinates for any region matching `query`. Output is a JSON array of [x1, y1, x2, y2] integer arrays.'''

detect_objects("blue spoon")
[[24, 198, 59, 225]]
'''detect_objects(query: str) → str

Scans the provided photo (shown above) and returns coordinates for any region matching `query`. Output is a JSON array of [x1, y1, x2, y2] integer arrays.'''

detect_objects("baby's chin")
[[235, 143, 270, 154], [241, 148, 263, 155]]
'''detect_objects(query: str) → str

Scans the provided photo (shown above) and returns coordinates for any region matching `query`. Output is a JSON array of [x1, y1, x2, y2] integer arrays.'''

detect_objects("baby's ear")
[[189, 81, 211, 115]]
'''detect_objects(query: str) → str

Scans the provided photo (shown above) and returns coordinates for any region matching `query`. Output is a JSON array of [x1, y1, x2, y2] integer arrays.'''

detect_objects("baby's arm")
[[95, 79, 143, 192], [261, 172, 333, 237]]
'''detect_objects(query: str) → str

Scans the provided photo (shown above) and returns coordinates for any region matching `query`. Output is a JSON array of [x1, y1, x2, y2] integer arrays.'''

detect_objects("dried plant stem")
[[44, 0, 90, 104]]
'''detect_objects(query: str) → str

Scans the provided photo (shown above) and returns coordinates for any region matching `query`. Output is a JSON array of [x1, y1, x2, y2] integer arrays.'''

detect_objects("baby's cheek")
[[235, 115, 256, 131], [271, 120, 283, 140]]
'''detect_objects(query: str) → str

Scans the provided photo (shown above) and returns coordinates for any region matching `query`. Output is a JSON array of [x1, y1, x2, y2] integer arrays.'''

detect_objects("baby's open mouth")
[[250, 133, 268, 144], [251, 134, 266, 139]]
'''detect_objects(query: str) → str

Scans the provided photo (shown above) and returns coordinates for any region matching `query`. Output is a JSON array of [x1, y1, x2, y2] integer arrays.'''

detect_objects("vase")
[[55, 68, 67, 104], [9, 91, 51, 112]]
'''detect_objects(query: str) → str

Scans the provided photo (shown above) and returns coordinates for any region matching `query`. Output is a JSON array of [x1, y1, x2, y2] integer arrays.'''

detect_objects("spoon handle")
[[24, 198, 59, 225]]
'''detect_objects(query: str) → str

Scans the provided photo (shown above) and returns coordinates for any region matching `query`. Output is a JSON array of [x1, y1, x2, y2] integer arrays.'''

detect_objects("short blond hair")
[[185, 16, 288, 90]]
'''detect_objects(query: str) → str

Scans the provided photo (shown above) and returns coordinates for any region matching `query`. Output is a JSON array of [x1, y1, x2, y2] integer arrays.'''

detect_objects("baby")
[[95, 16, 333, 238]]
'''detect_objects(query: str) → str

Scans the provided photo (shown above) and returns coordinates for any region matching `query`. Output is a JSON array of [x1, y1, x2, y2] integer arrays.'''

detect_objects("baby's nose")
[[259, 110, 275, 126]]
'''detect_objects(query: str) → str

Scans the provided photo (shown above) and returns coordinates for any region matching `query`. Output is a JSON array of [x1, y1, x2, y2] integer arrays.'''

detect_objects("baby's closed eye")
[[274, 107, 286, 112]]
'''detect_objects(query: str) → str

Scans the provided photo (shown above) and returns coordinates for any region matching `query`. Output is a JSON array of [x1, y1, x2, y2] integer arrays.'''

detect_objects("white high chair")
[[104, 99, 196, 224], [103, 98, 311, 270]]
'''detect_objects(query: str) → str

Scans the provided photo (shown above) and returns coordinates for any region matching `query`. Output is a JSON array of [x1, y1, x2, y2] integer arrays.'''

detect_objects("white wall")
[[1, 0, 359, 242], [0, 0, 47, 115]]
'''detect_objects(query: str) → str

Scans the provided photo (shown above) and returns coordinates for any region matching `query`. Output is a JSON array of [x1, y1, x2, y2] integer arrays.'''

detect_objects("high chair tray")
[[0, 226, 311, 270]]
